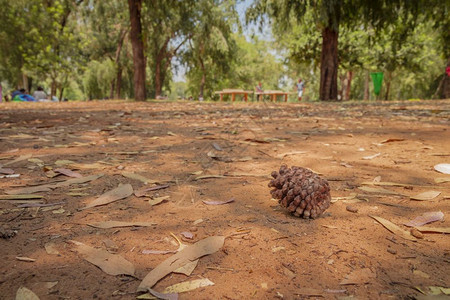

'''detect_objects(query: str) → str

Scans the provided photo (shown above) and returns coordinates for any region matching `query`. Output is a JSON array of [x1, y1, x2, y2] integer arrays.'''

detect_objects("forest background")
[[0, 0, 448, 102]]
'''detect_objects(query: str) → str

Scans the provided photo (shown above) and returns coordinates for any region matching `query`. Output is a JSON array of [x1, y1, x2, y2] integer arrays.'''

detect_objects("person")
[[12, 88, 36, 102], [32, 86, 48, 101], [255, 82, 263, 101], [296, 78, 305, 101]]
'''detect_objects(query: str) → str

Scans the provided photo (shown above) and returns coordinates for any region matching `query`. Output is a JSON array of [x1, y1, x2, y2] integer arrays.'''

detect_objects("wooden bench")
[[215, 89, 253, 102]]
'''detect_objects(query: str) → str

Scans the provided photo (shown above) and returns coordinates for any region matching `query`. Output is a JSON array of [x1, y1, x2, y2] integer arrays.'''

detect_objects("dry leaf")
[[82, 184, 133, 209], [362, 153, 381, 160], [54, 160, 75, 166], [16, 257, 36, 262], [380, 138, 405, 144], [142, 249, 177, 255], [202, 198, 235, 205], [137, 236, 225, 291], [180, 232, 194, 239], [414, 227, 450, 234], [435, 177, 450, 183], [294, 288, 324, 297], [0, 167, 15, 174], [56, 174, 103, 187], [340, 268, 376, 285], [88, 221, 155, 229], [413, 270, 430, 279], [16, 286, 40, 300], [173, 259, 199, 276], [135, 185, 169, 197], [361, 181, 411, 187], [163, 278, 214, 293], [0, 194, 44, 200], [147, 289, 178, 300], [358, 186, 403, 196], [410, 191, 441, 201], [70, 240, 135, 276], [54, 168, 83, 178], [122, 172, 156, 184], [370, 215, 417, 241], [6, 186, 52, 195], [276, 151, 307, 158], [3, 154, 33, 166], [404, 211, 444, 227], [149, 196, 170, 206], [44, 242, 60, 255], [195, 175, 226, 180], [434, 163, 450, 174]]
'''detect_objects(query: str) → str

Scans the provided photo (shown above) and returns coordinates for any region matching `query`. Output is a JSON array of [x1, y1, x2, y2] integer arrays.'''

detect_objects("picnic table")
[[215, 89, 253, 102], [255, 90, 292, 102]]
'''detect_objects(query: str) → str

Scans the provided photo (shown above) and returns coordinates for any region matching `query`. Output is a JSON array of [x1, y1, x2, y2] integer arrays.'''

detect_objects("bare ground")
[[0, 99, 449, 299]]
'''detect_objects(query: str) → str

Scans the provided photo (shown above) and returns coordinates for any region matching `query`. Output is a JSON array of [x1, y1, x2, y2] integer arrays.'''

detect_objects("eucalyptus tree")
[[128, 0, 146, 101], [247, 0, 443, 101], [184, 0, 238, 99], [141, 0, 196, 98]]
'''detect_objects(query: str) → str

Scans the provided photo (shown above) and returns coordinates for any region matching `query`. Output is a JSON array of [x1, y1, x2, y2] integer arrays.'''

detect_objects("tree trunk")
[[384, 71, 392, 100], [344, 71, 353, 101], [115, 67, 122, 99], [199, 56, 206, 99], [319, 26, 339, 101], [22, 74, 29, 92], [59, 87, 64, 102], [364, 70, 370, 100], [109, 80, 115, 99], [51, 79, 57, 99], [128, 0, 146, 101]]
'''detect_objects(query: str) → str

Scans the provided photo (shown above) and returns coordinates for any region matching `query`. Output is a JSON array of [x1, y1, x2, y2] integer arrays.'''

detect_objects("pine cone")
[[269, 165, 331, 219]]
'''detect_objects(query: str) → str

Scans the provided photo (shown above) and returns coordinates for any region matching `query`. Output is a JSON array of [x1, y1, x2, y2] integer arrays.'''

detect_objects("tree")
[[247, 0, 442, 101], [128, 0, 146, 101], [184, 0, 238, 99]]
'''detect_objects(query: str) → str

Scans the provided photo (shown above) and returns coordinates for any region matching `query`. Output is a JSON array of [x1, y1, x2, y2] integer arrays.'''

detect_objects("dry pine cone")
[[269, 165, 331, 219]]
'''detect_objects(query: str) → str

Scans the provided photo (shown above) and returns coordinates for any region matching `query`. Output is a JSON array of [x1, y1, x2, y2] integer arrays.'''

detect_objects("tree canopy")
[[0, 0, 448, 101]]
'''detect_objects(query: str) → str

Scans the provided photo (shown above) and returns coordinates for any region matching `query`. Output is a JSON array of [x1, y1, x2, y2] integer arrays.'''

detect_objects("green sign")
[[370, 72, 384, 96]]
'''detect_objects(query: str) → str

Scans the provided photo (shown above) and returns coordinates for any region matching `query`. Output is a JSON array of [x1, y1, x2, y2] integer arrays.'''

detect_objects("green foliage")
[[81, 59, 116, 100]]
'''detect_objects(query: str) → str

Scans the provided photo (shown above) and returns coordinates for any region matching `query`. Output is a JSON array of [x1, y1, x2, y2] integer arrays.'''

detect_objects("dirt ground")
[[0, 99, 449, 300]]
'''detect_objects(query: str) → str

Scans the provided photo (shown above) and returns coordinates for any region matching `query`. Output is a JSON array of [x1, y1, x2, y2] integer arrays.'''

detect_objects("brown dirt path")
[[0, 100, 449, 299]]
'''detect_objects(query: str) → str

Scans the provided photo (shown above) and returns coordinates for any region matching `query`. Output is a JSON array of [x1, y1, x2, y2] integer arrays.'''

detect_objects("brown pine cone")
[[269, 165, 331, 219]]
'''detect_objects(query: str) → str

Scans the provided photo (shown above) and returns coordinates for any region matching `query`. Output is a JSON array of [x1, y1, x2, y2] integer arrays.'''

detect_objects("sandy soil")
[[0, 99, 449, 300]]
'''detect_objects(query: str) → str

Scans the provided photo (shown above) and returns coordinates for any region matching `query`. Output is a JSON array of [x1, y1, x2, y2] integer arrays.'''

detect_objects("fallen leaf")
[[193, 219, 203, 225], [54, 168, 83, 178], [404, 211, 444, 227], [5, 186, 52, 195], [70, 240, 135, 276], [362, 153, 381, 160], [16, 286, 40, 300], [142, 249, 177, 255], [135, 185, 170, 197], [380, 138, 405, 144], [44, 242, 60, 255], [44, 281, 58, 289], [370, 215, 417, 241], [173, 259, 199, 276], [163, 278, 214, 294], [137, 236, 225, 291], [147, 289, 178, 300], [434, 163, 450, 174], [414, 227, 450, 234], [276, 151, 307, 158], [52, 208, 65, 214], [0, 194, 44, 200], [413, 270, 430, 279], [410, 191, 441, 201], [88, 221, 155, 229], [0, 167, 15, 174], [294, 288, 324, 297], [55, 174, 103, 187], [149, 196, 170, 206], [3, 154, 33, 167], [54, 160, 76, 166], [358, 186, 403, 196], [122, 172, 157, 184], [82, 184, 133, 209], [180, 232, 194, 239], [340, 268, 376, 285], [16, 256, 36, 262], [194, 175, 226, 180], [361, 181, 411, 187], [435, 177, 450, 183], [103, 239, 118, 253], [202, 198, 235, 205], [212, 143, 223, 151]]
